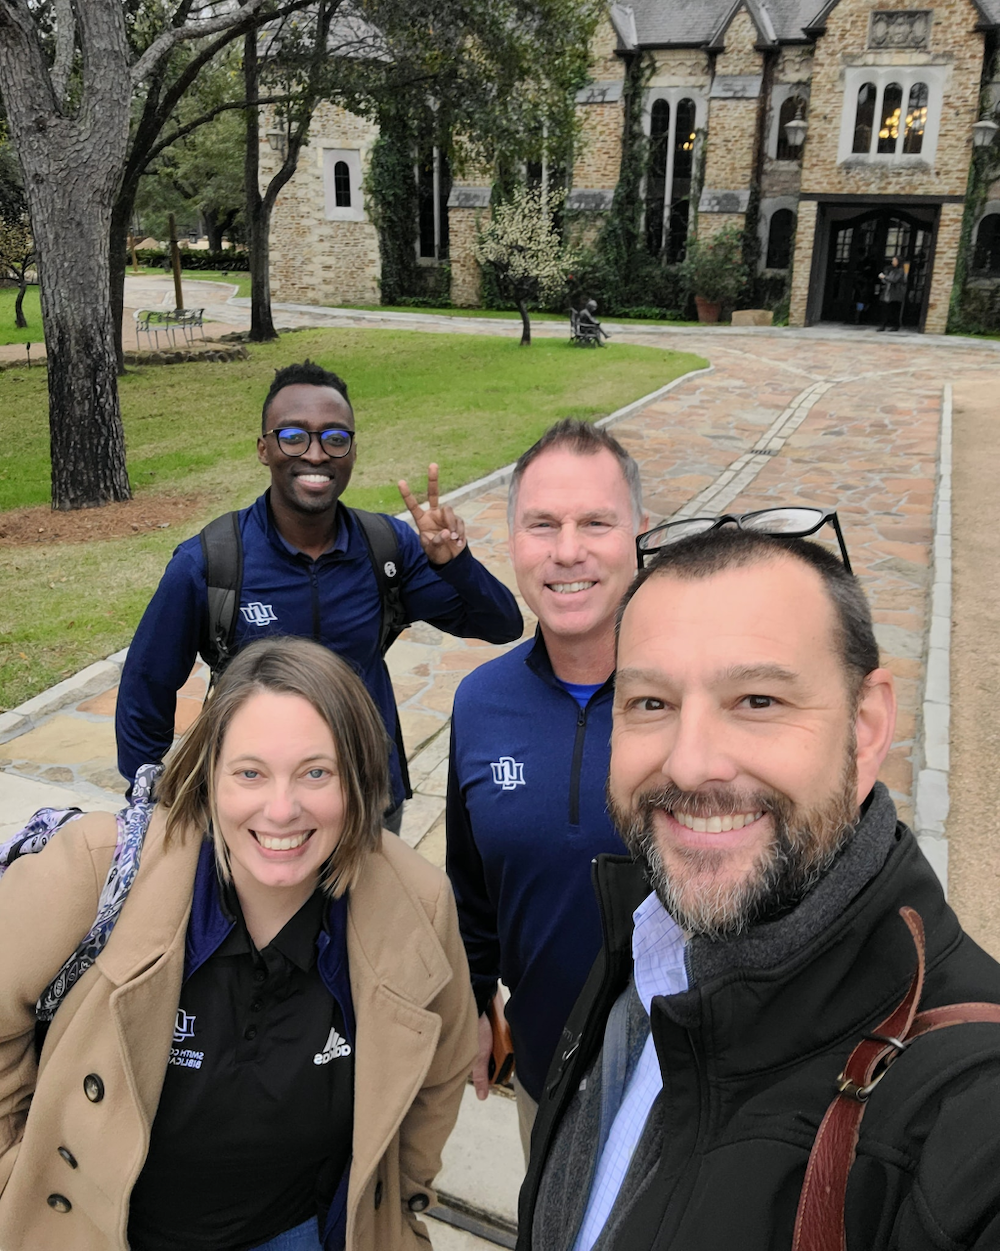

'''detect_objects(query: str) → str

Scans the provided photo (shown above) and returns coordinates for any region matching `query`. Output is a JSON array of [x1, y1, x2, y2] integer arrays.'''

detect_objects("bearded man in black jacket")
[[518, 523, 1000, 1251]]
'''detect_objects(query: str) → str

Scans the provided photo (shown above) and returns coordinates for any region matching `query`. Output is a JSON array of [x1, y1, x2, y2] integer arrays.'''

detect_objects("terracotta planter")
[[695, 295, 722, 324]]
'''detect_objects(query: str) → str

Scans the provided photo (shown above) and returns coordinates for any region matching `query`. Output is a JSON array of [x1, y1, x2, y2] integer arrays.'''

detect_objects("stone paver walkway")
[[4, 314, 999, 1245]]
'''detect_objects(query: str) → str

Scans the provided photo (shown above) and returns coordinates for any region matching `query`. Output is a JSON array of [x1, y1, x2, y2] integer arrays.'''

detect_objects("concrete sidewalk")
[[5, 323, 1000, 1241]]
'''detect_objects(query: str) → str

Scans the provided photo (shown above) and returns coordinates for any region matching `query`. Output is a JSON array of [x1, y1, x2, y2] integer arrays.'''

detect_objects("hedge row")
[[133, 249, 250, 272]]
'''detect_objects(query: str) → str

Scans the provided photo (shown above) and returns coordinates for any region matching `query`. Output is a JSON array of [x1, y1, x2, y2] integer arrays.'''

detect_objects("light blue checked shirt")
[[571, 892, 688, 1251]]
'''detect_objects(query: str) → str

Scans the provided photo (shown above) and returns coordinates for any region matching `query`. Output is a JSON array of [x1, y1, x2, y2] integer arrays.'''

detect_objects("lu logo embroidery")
[[491, 756, 525, 790], [240, 601, 278, 627], [314, 1027, 352, 1065], [173, 1009, 197, 1043]]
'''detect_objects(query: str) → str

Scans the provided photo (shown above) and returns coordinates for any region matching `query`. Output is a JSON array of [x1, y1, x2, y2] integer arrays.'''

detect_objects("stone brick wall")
[[704, 98, 759, 195], [699, 211, 748, 240], [573, 102, 626, 188], [801, 0, 984, 201], [714, 8, 764, 78], [926, 201, 966, 332], [449, 208, 488, 306], [649, 48, 711, 88], [789, 198, 819, 324], [697, 8, 765, 241], [267, 103, 381, 307]]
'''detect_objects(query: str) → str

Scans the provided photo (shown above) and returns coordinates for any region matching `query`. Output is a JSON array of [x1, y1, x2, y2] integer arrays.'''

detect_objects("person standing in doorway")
[[877, 255, 906, 331]]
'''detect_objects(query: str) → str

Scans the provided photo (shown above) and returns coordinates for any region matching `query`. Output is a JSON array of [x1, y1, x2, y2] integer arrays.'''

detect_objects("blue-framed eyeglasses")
[[265, 426, 354, 458], [636, 506, 852, 574]]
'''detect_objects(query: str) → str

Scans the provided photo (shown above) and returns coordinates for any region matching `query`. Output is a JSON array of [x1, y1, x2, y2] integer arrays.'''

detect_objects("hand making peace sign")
[[397, 463, 467, 565]]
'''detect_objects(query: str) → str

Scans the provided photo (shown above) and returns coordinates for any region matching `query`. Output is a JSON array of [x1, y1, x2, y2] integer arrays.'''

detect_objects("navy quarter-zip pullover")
[[116, 493, 523, 805], [446, 630, 627, 1102]]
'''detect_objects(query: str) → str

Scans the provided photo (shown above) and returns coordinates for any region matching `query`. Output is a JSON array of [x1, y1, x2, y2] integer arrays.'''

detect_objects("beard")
[[607, 751, 859, 941]]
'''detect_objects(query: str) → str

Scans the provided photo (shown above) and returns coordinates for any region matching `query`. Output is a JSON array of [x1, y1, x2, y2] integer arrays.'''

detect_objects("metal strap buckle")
[[835, 1033, 910, 1102]]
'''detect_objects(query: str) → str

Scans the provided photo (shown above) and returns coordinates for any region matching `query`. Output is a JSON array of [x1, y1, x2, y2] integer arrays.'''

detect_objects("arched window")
[[902, 82, 928, 154], [776, 95, 806, 161], [334, 160, 351, 208], [974, 214, 1000, 275], [673, 98, 696, 180], [645, 99, 670, 254], [766, 209, 795, 269], [877, 83, 903, 154], [853, 83, 876, 153]]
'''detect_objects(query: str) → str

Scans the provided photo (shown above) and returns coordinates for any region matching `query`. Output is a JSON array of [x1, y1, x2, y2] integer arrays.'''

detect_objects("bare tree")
[[0, 0, 270, 509]]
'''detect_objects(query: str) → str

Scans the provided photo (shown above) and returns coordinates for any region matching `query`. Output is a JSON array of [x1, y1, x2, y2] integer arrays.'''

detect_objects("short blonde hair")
[[158, 638, 391, 898]]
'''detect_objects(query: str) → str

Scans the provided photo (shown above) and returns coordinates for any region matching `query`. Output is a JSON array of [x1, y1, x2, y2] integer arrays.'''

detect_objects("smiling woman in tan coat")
[[0, 639, 477, 1251]]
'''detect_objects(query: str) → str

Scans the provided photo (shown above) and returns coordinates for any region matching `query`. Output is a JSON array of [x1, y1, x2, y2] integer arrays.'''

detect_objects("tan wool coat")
[[0, 810, 478, 1251]]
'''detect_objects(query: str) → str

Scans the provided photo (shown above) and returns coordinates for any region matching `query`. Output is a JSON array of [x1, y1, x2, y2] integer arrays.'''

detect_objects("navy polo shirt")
[[128, 877, 354, 1251]]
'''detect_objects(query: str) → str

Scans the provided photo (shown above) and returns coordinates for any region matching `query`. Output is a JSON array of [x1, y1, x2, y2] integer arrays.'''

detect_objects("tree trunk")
[[35, 199, 131, 508], [516, 297, 532, 346], [0, 0, 132, 509], [244, 30, 277, 342], [110, 187, 134, 373], [204, 209, 224, 253], [14, 276, 27, 328]]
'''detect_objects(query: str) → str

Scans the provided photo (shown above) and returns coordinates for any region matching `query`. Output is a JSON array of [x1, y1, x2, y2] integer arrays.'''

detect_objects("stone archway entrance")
[[818, 205, 936, 329]]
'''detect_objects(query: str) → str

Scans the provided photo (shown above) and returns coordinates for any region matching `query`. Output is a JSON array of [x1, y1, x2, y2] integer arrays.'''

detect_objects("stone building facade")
[[269, 0, 1000, 333]]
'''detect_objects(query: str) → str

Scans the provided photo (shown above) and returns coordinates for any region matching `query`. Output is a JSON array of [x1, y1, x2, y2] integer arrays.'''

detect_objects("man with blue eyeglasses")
[[116, 360, 523, 830]]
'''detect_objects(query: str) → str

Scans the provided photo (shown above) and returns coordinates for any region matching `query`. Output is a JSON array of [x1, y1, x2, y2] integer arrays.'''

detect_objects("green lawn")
[[0, 329, 705, 708], [0, 286, 43, 346]]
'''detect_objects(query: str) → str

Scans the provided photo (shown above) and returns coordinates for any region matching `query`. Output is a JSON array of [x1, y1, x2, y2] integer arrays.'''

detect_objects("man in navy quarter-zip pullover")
[[116, 361, 522, 829], [447, 420, 647, 1155]]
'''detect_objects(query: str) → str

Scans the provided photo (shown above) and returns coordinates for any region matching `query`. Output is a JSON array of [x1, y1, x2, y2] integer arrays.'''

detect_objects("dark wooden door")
[[822, 209, 933, 327]]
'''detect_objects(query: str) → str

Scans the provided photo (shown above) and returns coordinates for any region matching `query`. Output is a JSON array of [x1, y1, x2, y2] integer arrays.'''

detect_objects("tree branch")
[[130, 0, 270, 85], [141, 94, 291, 170], [50, 0, 75, 106]]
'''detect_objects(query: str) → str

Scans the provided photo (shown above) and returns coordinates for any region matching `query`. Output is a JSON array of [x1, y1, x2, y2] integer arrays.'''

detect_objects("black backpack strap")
[[199, 511, 243, 680], [350, 508, 411, 800], [350, 509, 407, 655]]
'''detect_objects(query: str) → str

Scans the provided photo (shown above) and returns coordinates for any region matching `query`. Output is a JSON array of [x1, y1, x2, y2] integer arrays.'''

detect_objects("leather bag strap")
[[792, 906, 1000, 1251]]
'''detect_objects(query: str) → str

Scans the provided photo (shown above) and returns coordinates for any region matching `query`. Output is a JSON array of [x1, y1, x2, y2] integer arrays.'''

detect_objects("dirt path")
[[945, 377, 1000, 959]]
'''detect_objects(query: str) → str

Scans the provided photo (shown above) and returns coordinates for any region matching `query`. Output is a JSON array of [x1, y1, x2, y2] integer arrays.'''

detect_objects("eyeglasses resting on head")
[[636, 506, 852, 574]]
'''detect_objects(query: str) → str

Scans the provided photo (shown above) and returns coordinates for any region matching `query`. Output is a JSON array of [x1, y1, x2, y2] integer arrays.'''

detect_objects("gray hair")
[[507, 419, 644, 531]]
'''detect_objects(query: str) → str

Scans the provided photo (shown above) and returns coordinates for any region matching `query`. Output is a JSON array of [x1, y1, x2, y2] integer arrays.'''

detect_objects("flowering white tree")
[[474, 186, 577, 346]]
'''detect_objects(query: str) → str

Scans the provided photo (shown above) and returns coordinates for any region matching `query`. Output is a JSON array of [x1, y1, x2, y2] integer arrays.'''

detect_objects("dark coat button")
[[408, 1193, 430, 1213], [373, 1180, 383, 1210], [83, 1074, 104, 1103], [47, 1194, 72, 1213], [57, 1147, 78, 1169], [244, 1026, 257, 1041]]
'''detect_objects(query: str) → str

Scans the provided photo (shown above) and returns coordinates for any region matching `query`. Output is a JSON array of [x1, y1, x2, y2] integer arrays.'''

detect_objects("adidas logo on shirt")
[[314, 1027, 352, 1065]]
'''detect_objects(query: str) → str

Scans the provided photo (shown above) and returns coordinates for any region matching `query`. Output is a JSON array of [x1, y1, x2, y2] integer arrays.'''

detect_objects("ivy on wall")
[[364, 106, 421, 304]]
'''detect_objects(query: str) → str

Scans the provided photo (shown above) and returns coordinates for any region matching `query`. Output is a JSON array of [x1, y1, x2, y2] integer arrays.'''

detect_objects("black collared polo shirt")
[[128, 885, 353, 1251]]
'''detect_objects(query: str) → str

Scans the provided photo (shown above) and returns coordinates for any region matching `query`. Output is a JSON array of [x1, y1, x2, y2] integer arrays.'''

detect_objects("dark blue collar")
[[184, 838, 355, 1042], [256, 490, 349, 560], [524, 627, 614, 700]]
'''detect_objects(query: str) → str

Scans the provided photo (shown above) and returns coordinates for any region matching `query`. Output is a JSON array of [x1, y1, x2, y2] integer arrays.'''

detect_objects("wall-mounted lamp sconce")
[[266, 130, 288, 157], [784, 105, 808, 150], [972, 116, 999, 150]]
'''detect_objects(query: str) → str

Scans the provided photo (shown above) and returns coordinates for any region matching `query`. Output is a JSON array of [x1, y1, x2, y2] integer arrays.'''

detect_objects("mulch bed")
[[0, 493, 207, 547]]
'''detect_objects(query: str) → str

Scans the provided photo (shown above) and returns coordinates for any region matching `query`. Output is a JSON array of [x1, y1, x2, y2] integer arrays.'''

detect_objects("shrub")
[[678, 226, 748, 304]]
